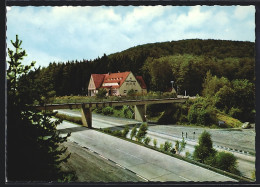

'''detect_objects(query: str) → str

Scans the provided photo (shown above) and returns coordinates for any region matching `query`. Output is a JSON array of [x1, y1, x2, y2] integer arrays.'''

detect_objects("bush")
[[130, 125, 138, 140], [55, 113, 82, 125], [103, 128, 112, 134], [112, 130, 123, 137], [193, 131, 216, 163], [215, 151, 239, 175], [163, 141, 172, 152], [122, 125, 129, 138], [185, 151, 192, 159], [127, 89, 136, 96], [102, 106, 114, 115], [96, 88, 107, 99], [122, 105, 134, 119], [153, 138, 157, 147], [170, 147, 176, 154], [143, 137, 151, 145], [136, 123, 148, 142]]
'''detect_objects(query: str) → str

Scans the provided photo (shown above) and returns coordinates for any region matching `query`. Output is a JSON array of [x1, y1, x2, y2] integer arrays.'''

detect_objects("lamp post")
[[170, 81, 174, 91]]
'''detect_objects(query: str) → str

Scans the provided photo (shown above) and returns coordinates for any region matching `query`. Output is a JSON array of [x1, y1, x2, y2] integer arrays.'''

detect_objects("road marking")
[[136, 174, 148, 181], [116, 163, 125, 169], [99, 154, 108, 160], [179, 176, 189, 181], [115, 148, 143, 161]]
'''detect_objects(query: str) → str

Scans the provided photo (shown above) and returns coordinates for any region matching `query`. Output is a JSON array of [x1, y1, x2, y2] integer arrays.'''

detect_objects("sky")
[[6, 6, 255, 68]]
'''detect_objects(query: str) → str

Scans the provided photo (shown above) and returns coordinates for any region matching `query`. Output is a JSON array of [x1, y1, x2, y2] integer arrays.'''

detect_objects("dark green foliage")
[[122, 105, 134, 119], [170, 147, 176, 154], [136, 123, 148, 142], [122, 125, 130, 138], [153, 138, 157, 147], [187, 98, 217, 126], [143, 137, 151, 145], [112, 130, 123, 137], [130, 125, 138, 140], [55, 113, 82, 125], [127, 89, 136, 96], [102, 106, 114, 115], [163, 141, 173, 152], [96, 88, 107, 99], [193, 131, 217, 163], [7, 35, 75, 181], [214, 152, 239, 175], [103, 128, 112, 134]]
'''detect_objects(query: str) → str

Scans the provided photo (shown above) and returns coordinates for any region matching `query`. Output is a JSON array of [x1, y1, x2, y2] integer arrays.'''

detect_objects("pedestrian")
[[193, 132, 195, 139], [182, 132, 183, 138], [186, 132, 187, 139]]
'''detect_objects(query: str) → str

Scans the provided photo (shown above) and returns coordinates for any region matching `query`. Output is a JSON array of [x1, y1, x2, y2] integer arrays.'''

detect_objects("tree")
[[193, 131, 216, 163], [96, 88, 107, 99], [7, 35, 75, 181], [215, 151, 239, 174], [130, 125, 138, 140], [135, 123, 148, 142]]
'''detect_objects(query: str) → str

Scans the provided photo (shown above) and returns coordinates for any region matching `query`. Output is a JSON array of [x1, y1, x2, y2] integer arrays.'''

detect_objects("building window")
[[135, 90, 138, 92], [133, 83, 135, 85], [124, 90, 127, 93]]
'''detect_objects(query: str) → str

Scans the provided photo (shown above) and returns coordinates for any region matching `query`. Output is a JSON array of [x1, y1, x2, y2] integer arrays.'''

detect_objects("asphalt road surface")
[[55, 109, 255, 179], [57, 121, 236, 182]]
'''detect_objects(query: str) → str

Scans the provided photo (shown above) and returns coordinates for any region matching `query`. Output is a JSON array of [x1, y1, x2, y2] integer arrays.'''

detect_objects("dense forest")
[[20, 39, 255, 122], [23, 39, 254, 96]]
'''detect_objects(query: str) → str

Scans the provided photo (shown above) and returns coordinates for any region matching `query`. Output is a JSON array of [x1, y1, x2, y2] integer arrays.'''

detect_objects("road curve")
[[57, 120, 236, 182], [54, 109, 255, 179]]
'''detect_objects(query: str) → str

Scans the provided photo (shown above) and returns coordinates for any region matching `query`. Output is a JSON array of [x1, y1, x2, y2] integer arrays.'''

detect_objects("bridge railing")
[[43, 93, 187, 105]]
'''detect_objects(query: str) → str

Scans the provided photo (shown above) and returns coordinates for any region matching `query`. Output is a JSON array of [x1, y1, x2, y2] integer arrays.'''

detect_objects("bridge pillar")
[[81, 106, 92, 128], [134, 104, 146, 122]]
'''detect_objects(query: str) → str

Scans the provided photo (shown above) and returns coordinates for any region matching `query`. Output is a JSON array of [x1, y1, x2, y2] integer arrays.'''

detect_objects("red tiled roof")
[[91, 74, 107, 89], [102, 72, 130, 88], [136, 76, 147, 89]]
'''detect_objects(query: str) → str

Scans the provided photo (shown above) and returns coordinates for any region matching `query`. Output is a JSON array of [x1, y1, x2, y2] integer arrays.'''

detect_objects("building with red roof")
[[88, 71, 147, 96]]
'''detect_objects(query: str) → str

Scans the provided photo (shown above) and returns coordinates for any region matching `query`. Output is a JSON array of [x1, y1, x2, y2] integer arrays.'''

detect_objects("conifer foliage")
[[7, 35, 75, 181]]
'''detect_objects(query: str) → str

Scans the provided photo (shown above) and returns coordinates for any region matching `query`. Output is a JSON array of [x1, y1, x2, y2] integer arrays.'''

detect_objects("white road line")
[[116, 163, 125, 169], [115, 148, 143, 161], [179, 175, 190, 181], [136, 174, 148, 181], [99, 154, 108, 160]]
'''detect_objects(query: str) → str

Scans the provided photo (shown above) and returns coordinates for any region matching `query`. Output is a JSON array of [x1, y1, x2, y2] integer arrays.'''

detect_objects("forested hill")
[[21, 39, 255, 97]]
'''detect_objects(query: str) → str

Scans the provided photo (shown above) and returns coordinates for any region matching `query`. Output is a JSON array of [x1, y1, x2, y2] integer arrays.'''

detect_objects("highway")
[[57, 121, 236, 182], [55, 109, 255, 180]]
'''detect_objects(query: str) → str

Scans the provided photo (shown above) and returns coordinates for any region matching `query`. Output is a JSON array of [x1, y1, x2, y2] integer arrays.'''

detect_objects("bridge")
[[35, 97, 188, 128]]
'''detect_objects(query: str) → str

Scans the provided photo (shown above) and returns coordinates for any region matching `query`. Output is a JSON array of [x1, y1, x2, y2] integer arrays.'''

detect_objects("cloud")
[[234, 5, 255, 20], [6, 6, 255, 67]]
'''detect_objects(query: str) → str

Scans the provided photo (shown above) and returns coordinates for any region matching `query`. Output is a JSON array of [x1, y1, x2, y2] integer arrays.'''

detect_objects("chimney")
[[118, 71, 120, 73], [108, 72, 110, 75]]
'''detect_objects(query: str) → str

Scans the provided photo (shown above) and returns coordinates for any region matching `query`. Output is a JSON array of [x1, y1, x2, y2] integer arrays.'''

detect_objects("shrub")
[[159, 144, 164, 151], [130, 125, 138, 140], [102, 106, 114, 115], [163, 141, 172, 152], [122, 105, 134, 119], [175, 140, 180, 154], [122, 125, 129, 138], [215, 151, 239, 175], [96, 88, 107, 99], [153, 138, 158, 147], [127, 89, 136, 96], [185, 151, 192, 159], [103, 128, 112, 134], [170, 147, 176, 154], [112, 130, 123, 137], [193, 131, 216, 163], [143, 137, 151, 145], [136, 123, 148, 142]]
